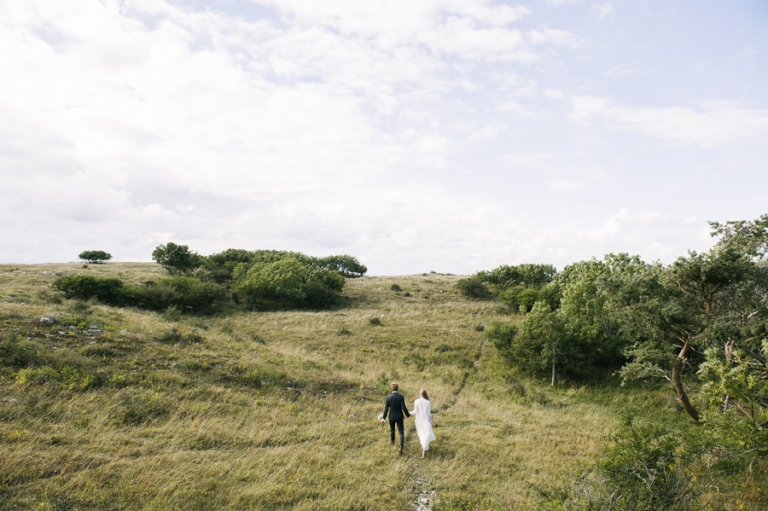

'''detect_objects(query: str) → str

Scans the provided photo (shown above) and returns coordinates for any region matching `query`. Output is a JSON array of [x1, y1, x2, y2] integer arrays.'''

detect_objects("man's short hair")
[[391, 382, 399, 391]]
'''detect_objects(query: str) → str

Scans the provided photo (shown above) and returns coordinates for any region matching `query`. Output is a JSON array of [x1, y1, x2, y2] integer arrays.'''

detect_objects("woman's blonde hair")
[[420, 388, 429, 400]]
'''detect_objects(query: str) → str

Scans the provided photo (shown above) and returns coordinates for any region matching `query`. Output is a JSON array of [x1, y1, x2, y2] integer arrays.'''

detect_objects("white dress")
[[410, 398, 436, 450]]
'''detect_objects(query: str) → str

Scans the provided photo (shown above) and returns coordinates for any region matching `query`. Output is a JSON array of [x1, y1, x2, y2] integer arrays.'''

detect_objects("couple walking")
[[380, 382, 436, 457]]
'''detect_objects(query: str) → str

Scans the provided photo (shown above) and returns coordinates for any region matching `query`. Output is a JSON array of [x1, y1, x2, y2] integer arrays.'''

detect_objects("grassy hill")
[[0, 263, 759, 510]]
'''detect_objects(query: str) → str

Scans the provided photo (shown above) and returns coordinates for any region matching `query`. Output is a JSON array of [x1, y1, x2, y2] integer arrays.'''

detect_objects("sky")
[[1, 0, 767, 275]]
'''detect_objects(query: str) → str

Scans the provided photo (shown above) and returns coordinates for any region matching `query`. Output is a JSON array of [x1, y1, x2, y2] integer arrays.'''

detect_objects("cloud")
[[592, 3, 613, 19], [528, 28, 580, 48], [570, 96, 768, 148], [549, 180, 583, 192]]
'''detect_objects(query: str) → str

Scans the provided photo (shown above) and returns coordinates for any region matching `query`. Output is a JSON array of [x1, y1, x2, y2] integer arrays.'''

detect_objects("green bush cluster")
[[54, 275, 229, 314], [57, 244, 368, 313]]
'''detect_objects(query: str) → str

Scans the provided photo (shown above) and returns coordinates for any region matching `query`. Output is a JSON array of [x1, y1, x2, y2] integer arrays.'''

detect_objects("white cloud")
[[549, 180, 583, 192], [592, 3, 613, 19], [570, 96, 768, 148], [528, 28, 580, 48], [468, 121, 507, 142], [544, 88, 565, 100]]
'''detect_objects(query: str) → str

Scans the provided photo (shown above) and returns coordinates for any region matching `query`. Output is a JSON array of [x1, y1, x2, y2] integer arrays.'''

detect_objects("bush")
[[567, 414, 706, 511], [485, 320, 518, 359], [78, 250, 112, 264], [133, 277, 229, 314], [233, 257, 345, 309], [0, 333, 41, 368], [54, 275, 131, 305], [16, 366, 60, 385], [455, 278, 491, 299], [499, 285, 539, 312]]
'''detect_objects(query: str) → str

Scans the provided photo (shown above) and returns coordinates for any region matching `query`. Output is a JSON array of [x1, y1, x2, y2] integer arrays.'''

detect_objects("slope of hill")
[[0, 263, 755, 510]]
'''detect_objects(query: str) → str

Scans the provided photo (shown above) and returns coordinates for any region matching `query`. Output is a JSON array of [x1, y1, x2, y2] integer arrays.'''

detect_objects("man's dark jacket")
[[382, 391, 410, 421]]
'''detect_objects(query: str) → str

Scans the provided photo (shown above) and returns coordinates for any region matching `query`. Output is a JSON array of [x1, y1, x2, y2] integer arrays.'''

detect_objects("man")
[[380, 382, 410, 455]]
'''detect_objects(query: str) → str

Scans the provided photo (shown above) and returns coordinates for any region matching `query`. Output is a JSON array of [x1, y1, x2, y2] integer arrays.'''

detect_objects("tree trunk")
[[672, 338, 700, 421]]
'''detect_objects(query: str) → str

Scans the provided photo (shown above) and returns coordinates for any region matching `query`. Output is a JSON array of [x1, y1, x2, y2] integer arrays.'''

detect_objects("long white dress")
[[410, 398, 436, 450]]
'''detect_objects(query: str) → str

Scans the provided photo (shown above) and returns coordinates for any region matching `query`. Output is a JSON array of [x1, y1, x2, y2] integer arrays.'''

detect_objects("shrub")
[[485, 320, 518, 359], [133, 277, 229, 314], [233, 257, 345, 309], [54, 275, 131, 305], [16, 366, 60, 385], [455, 278, 491, 299], [368, 317, 382, 326], [568, 414, 706, 511], [0, 333, 41, 368], [390, 284, 402, 292], [78, 250, 112, 264], [499, 285, 539, 312]]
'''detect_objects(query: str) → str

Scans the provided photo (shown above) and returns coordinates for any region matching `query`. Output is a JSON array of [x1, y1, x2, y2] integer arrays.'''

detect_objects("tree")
[[152, 242, 203, 275], [78, 250, 112, 264], [318, 255, 368, 278], [233, 257, 345, 309]]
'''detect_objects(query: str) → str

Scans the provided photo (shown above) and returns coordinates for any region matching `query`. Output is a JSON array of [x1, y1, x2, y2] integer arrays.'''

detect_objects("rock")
[[40, 317, 52, 324]]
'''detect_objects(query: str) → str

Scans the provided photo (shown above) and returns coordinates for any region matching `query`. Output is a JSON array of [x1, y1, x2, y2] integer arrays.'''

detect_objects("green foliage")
[[0, 333, 40, 368], [16, 366, 60, 385], [55, 274, 229, 314], [152, 242, 204, 275], [591, 414, 705, 511], [77, 250, 112, 264], [317, 255, 367, 278], [710, 213, 768, 259], [134, 277, 229, 314], [233, 257, 345, 309], [204, 248, 257, 282], [698, 340, 768, 455], [454, 277, 491, 299], [499, 285, 539, 312], [476, 263, 557, 291], [485, 320, 518, 360], [54, 275, 131, 305]]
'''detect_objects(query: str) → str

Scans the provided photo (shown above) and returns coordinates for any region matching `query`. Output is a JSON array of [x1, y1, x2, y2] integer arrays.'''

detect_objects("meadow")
[[0, 263, 761, 510]]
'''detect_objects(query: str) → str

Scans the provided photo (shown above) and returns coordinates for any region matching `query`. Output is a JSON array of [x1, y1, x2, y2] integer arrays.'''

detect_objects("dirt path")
[[410, 337, 487, 510]]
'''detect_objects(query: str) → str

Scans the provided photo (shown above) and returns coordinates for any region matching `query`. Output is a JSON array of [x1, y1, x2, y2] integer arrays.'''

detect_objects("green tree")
[[233, 257, 345, 309], [317, 255, 368, 278], [78, 250, 112, 264], [152, 242, 203, 275]]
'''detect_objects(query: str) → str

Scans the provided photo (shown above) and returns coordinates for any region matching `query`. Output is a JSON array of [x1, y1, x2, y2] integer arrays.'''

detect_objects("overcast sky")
[[2, 0, 767, 274]]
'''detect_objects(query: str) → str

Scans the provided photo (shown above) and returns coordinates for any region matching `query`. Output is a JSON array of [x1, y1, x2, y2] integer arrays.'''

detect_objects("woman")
[[410, 389, 436, 458]]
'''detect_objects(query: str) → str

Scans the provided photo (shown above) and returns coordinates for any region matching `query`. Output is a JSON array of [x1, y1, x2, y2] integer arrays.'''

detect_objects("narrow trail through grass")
[[409, 336, 488, 510]]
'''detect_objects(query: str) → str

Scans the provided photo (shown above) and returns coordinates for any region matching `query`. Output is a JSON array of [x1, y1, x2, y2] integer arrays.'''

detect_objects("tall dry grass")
[[1, 263, 759, 510]]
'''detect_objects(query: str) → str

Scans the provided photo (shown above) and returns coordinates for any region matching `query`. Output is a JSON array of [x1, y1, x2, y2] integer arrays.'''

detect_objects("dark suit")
[[382, 391, 410, 451]]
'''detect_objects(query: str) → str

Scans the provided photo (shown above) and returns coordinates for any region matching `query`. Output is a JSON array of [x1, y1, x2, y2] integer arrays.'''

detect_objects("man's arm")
[[382, 397, 390, 420], [401, 395, 410, 418]]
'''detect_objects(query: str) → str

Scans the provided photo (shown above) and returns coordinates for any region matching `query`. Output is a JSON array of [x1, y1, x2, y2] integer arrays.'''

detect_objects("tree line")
[[57, 244, 367, 313], [456, 215, 768, 508]]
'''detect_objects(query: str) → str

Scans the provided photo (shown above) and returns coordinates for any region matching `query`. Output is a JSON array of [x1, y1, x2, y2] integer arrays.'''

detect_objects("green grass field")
[[0, 263, 763, 510]]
